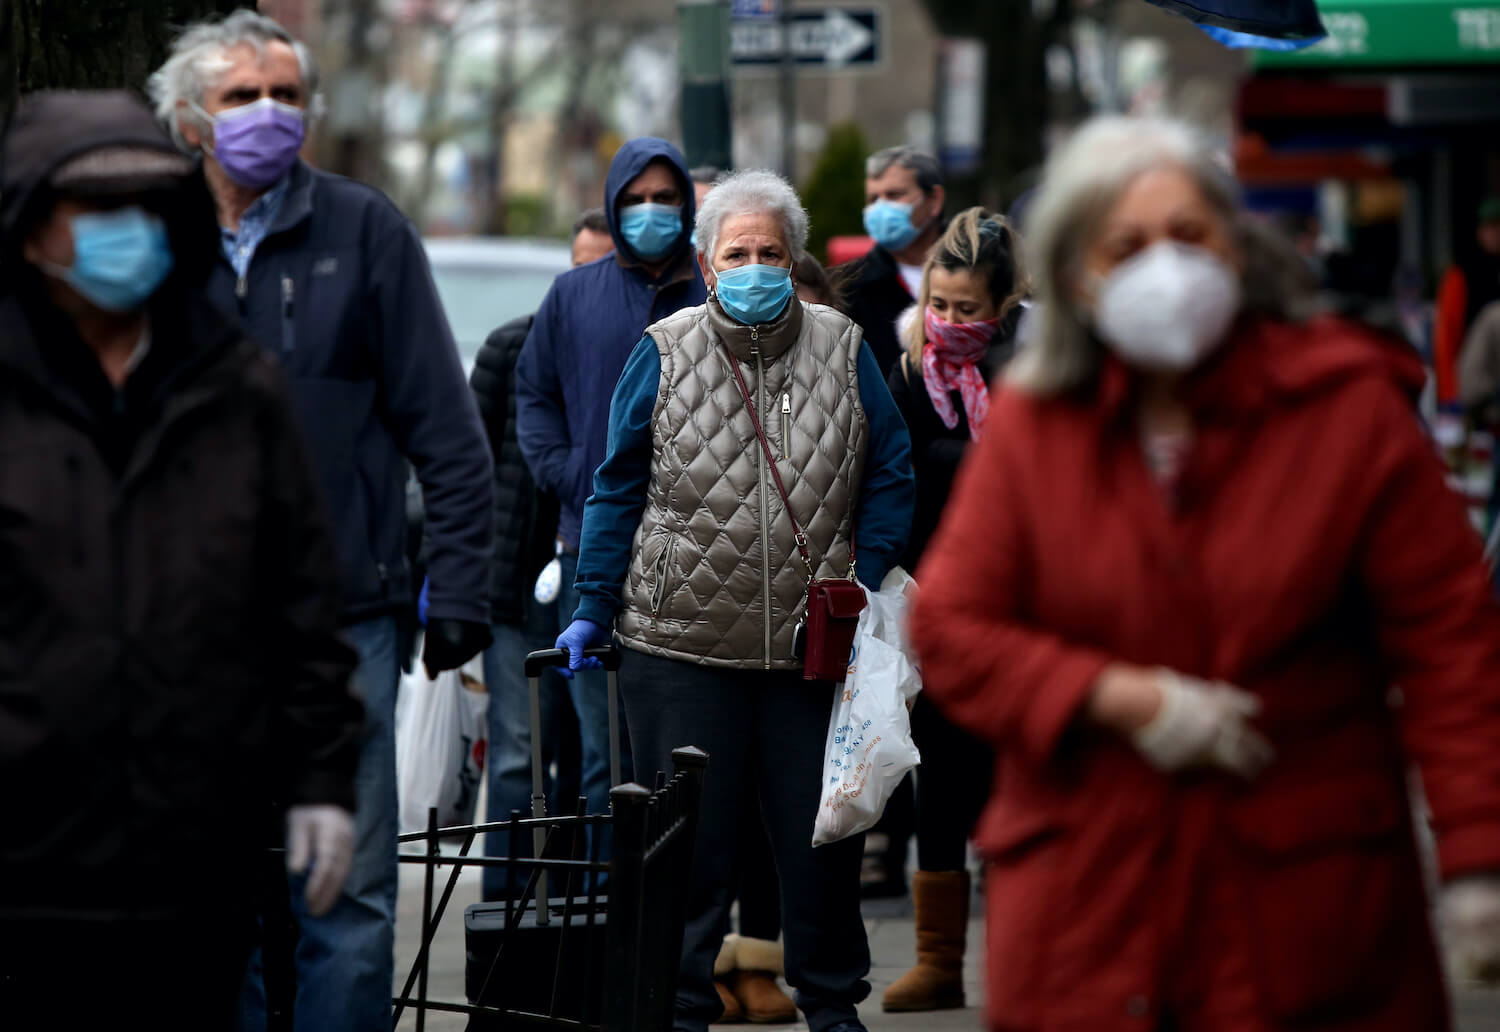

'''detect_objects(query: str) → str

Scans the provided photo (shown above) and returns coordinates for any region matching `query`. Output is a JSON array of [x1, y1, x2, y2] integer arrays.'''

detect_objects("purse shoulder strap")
[[725, 354, 814, 580], [724, 351, 855, 583]]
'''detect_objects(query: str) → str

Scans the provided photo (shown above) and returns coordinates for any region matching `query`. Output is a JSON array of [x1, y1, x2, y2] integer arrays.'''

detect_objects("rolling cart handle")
[[524, 645, 622, 676]]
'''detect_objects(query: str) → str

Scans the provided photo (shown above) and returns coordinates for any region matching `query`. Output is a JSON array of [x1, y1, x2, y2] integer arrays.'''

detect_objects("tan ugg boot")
[[881, 869, 970, 1012], [713, 935, 744, 1023], [714, 980, 745, 1024], [726, 936, 798, 1024]]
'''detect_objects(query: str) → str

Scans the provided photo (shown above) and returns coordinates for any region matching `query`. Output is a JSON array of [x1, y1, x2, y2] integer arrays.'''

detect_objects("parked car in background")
[[423, 236, 572, 373], [404, 236, 573, 641]]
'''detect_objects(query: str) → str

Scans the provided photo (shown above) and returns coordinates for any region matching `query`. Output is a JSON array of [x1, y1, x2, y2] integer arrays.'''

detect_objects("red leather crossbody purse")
[[726, 354, 865, 682]]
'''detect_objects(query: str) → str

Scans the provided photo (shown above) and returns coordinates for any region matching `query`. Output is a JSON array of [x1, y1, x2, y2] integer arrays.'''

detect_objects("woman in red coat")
[[909, 115, 1500, 1031]]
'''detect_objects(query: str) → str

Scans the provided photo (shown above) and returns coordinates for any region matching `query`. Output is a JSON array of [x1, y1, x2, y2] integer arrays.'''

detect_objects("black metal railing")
[[390, 745, 707, 1032]]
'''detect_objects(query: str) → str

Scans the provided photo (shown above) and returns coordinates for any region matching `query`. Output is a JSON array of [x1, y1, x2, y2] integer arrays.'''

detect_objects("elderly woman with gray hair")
[[911, 115, 1500, 1031], [557, 169, 914, 1032]]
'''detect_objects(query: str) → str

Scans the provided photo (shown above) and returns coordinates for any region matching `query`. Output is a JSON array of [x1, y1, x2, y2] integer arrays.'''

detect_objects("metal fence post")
[[601, 782, 651, 1032], [655, 748, 709, 1024]]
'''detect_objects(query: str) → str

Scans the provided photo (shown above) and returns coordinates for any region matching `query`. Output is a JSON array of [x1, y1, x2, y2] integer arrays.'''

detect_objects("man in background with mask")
[[0, 89, 364, 1030], [834, 146, 944, 900], [837, 147, 946, 376], [150, 11, 493, 1030], [516, 138, 705, 828]]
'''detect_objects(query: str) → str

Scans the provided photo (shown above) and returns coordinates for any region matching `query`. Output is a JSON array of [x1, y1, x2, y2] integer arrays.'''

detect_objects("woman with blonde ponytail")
[[882, 207, 1026, 1013]]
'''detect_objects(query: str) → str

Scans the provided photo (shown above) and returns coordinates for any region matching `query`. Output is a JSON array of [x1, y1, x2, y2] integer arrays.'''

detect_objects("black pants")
[[0, 914, 251, 1030], [912, 694, 992, 872], [620, 649, 871, 1032], [735, 806, 782, 942]]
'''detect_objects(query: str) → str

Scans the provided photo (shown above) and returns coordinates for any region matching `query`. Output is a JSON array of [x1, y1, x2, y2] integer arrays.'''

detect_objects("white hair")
[[1007, 116, 1247, 396], [694, 169, 810, 261], [147, 8, 324, 152]]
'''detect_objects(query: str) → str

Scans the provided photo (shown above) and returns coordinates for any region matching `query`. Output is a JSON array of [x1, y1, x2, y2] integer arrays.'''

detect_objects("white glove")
[[1130, 670, 1274, 778], [1443, 877, 1500, 983], [286, 804, 355, 918]]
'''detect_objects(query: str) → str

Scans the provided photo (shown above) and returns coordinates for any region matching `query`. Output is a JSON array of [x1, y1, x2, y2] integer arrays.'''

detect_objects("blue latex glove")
[[417, 577, 430, 627], [556, 618, 609, 679]]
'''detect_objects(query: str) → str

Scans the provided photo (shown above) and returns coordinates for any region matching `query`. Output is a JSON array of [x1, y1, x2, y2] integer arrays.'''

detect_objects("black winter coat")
[[887, 320, 1017, 569], [471, 315, 559, 625], [0, 289, 363, 920], [836, 245, 912, 378]]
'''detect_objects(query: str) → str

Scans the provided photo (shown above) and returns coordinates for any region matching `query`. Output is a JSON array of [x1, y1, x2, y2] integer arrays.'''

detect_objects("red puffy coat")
[[911, 316, 1500, 1031]]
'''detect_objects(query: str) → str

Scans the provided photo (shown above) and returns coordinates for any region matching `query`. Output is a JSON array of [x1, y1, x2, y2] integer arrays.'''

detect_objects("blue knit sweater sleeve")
[[852, 341, 915, 589], [572, 336, 660, 626]]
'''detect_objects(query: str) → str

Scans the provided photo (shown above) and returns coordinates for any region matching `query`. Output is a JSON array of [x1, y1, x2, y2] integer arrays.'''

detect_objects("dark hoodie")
[[0, 91, 220, 296], [515, 138, 707, 549], [1, 92, 223, 472]]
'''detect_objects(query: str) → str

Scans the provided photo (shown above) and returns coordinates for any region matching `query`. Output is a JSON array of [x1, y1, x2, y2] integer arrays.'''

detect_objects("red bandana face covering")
[[921, 308, 1000, 441]]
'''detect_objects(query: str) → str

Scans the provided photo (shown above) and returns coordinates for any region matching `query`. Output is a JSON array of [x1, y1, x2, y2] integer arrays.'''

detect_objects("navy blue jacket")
[[207, 161, 493, 627], [515, 138, 707, 550]]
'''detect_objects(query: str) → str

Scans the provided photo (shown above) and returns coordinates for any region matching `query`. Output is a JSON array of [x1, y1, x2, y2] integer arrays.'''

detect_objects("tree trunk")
[[922, 0, 1062, 211], [12, 0, 248, 93], [3, 0, 248, 140]]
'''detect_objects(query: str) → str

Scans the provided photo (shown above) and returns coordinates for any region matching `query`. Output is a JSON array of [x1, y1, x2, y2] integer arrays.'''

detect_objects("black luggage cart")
[[391, 646, 706, 1032]]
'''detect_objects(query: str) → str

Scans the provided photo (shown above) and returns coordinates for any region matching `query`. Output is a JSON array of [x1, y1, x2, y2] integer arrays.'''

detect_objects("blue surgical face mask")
[[863, 199, 921, 252], [619, 202, 683, 261], [714, 263, 795, 326], [44, 207, 174, 312]]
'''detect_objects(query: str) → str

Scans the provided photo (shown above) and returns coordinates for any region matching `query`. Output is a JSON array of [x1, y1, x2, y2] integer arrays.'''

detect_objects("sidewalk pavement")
[[392, 856, 1500, 1032]]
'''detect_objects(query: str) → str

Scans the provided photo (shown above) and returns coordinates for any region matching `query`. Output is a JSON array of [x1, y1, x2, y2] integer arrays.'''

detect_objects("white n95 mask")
[[1092, 241, 1241, 373]]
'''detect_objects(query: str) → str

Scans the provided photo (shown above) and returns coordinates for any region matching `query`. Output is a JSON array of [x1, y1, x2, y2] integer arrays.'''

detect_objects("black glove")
[[422, 618, 492, 679]]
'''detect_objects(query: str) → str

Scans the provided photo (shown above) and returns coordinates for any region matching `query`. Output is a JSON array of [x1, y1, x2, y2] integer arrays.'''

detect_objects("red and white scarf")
[[921, 308, 999, 441]]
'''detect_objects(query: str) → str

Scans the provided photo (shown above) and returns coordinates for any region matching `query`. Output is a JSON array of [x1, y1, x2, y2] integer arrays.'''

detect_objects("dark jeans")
[[620, 648, 871, 1032], [557, 553, 631, 877], [481, 595, 582, 900], [241, 616, 402, 1032], [911, 694, 992, 872]]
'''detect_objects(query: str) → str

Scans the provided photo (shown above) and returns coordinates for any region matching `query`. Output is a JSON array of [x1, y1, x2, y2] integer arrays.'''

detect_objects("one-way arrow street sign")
[[731, 7, 882, 69]]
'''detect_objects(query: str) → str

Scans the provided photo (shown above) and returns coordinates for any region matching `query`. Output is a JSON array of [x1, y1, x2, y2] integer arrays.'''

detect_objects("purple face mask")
[[198, 97, 306, 189]]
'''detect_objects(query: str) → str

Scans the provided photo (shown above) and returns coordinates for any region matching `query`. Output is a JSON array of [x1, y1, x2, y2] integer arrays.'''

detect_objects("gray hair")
[[694, 169, 810, 261], [866, 146, 942, 194], [571, 207, 609, 239], [1007, 116, 1301, 396], [147, 8, 323, 151]]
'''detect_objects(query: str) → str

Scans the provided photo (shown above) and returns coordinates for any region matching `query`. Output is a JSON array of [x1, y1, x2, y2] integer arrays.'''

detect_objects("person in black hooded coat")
[[0, 90, 363, 1031]]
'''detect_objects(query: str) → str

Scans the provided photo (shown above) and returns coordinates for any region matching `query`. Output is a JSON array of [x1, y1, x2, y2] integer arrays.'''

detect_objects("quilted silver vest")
[[615, 295, 868, 670]]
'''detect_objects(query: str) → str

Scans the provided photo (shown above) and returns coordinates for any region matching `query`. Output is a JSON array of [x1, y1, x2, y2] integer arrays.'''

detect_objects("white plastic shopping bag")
[[813, 568, 922, 846], [395, 645, 489, 834]]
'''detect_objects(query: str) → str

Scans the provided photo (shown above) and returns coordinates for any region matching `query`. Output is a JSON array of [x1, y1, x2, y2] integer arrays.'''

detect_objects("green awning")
[[1254, 1, 1500, 68]]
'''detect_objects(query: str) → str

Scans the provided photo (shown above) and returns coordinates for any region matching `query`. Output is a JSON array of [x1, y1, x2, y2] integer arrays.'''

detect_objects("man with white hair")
[[149, 10, 493, 1030]]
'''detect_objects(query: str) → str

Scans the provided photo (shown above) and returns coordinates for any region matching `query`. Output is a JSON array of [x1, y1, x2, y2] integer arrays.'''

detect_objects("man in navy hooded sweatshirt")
[[515, 138, 706, 814]]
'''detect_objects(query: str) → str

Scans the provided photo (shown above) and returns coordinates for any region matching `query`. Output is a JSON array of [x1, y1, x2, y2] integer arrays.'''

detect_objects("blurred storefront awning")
[[1254, 1, 1500, 68]]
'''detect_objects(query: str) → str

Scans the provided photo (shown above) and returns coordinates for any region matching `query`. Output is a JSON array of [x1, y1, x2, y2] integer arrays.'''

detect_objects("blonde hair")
[[1006, 115, 1301, 396], [902, 207, 1028, 373]]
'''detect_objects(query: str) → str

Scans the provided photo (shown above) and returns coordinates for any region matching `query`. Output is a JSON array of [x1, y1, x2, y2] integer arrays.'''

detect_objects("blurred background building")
[[246, 1, 1246, 241], [211, 0, 1500, 361]]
